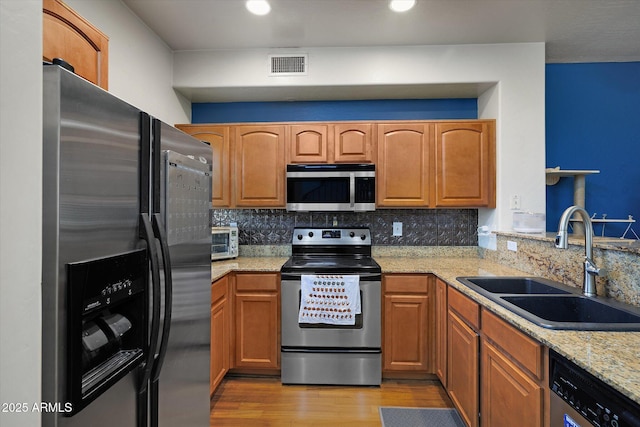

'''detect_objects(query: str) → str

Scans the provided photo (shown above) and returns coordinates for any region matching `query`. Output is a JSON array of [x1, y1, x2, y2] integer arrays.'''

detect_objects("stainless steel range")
[[280, 227, 382, 386]]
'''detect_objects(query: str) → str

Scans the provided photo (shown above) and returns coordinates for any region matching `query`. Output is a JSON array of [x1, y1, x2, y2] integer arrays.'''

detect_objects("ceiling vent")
[[269, 54, 307, 76]]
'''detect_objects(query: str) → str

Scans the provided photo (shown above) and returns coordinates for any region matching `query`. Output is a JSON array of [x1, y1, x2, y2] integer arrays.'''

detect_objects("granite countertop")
[[211, 255, 640, 405]]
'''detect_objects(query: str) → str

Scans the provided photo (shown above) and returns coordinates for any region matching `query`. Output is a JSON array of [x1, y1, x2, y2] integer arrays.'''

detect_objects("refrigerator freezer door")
[[42, 66, 142, 427], [155, 123, 212, 426]]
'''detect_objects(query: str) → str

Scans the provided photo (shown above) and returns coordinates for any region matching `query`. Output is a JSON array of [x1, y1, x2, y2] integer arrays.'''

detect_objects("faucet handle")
[[585, 258, 607, 278], [596, 267, 608, 278]]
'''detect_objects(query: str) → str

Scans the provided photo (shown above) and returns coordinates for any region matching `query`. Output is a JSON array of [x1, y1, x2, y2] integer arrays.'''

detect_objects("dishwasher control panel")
[[550, 350, 640, 427]]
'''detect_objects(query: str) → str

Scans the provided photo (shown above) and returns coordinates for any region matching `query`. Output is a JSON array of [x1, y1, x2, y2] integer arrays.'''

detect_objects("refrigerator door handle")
[[151, 212, 173, 379], [137, 214, 162, 427], [149, 213, 173, 427]]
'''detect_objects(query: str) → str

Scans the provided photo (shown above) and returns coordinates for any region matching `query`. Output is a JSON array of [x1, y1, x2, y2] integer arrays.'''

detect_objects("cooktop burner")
[[280, 227, 381, 276], [281, 256, 381, 274]]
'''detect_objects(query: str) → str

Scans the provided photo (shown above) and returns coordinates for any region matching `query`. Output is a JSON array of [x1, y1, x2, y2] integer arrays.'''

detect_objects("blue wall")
[[192, 98, 477, 123], [546, 62, 640, 237]]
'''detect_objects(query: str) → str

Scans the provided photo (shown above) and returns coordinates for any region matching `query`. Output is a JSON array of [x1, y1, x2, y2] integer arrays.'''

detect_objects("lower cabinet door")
[[210, 298, 228, 394], [383, 294, 430, 372], [447, 310, 479, 427], [210, 276, 229, 395], [234, 292, 279, 369], [481, 340, 543, 427]]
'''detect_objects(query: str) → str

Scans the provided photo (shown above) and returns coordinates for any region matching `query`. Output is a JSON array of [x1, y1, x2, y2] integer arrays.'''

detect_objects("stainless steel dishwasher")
[[550, 350, 640, 427]]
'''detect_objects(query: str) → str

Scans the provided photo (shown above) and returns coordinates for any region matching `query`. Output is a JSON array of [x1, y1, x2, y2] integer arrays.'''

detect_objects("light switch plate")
[[392, 222, 403, 236]]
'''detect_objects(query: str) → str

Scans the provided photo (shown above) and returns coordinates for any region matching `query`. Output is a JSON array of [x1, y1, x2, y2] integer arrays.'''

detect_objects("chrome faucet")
[[555, 206, 604, 297]]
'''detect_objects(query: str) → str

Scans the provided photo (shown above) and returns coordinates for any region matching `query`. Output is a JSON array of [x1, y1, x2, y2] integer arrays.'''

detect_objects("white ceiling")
[[122, 0, 640, 62], [121, 0, 640, 102]]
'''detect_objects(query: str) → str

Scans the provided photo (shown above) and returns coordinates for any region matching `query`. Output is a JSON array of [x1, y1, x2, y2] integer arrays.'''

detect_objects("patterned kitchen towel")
[[299, 274, 360, 325]]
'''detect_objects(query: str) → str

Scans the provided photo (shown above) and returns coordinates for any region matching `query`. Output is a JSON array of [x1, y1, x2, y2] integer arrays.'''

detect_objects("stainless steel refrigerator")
[[42, 64, 212, 427]]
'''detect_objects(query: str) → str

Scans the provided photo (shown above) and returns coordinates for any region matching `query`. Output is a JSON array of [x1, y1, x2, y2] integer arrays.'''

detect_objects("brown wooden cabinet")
[[377, 123, 433, 207], [288, 124, 329, 163], [382, 274, 433, 376], [447, 287, 480, 427], [210, 275, 230, 395], [287, 122, 374, 164], [434, 121, 495, 208], [43, 0, 109, 90], [175, 119, 495, 208], [440, 283, 547, 427], [232, 273, 280, 371], [332, 123, 374, 163], [434, 278, 448, 386], [175, 124, 231, 207], [234, 125, 286, 207], [480, 309, 545, 427]]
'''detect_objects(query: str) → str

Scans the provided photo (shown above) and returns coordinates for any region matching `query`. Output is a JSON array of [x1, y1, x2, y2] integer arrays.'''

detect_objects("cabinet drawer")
[[448, 287, 480, 330], [235, 273, 279, 292], [212, 275, 228, 304], [482, 309, 543, 380], [384, 274, 429, 294]]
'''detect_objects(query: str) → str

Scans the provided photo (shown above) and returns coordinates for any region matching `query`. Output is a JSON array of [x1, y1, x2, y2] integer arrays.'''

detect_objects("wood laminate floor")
[[210, 376, 453, 426]]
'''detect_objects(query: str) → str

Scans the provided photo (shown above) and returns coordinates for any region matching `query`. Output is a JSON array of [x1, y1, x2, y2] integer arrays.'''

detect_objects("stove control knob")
[[360, 234, 367, 240], [349, 232, 355, 238], [297, 234, 303, 240], [308, 232, 314, 238]]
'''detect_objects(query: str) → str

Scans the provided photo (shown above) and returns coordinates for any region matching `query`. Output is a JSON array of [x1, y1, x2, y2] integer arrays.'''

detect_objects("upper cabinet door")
[[434, 121, 496, 208], [43, 0, 109, 90], [288, 124, 329, 163], [176, 125, 231, 207], [332, 123, 374, 163], [234, 125, 286, 207], [377, 123, 433, 207]]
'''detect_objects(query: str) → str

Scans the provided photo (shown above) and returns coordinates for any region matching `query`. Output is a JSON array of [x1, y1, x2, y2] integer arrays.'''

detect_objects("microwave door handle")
[[349, 173, 355, 208]]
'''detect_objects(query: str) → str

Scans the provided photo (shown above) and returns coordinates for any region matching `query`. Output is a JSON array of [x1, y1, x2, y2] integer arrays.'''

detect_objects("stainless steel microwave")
[[211, 226, 239, 260], [286, 164, 376, 212]]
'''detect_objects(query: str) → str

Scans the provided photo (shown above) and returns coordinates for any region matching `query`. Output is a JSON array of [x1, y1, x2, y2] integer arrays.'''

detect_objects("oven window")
[[211, 234, 229, 254], [287, 177, 350, 203]]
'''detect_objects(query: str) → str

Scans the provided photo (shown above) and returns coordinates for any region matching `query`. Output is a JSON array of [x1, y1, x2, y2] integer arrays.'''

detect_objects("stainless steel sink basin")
[[456, 276, 640, 331], [458, 276, 572, 295]]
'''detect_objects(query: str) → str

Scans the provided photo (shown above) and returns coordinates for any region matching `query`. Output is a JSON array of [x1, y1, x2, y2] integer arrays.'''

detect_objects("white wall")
[[0, 2, 196, 426], [0, 1, 42, 426], [65, 0, 191, 125], [175, 43, 547, 246]]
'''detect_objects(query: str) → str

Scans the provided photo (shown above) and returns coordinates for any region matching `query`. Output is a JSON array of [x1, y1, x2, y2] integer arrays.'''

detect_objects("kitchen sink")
[[456, 276, 640, 331], [501, 295, 640, 329], [458, 276, 572, 295]]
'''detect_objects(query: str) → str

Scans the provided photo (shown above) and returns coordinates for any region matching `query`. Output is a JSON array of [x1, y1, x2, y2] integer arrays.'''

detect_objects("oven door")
[[281, 276, 381, 349]]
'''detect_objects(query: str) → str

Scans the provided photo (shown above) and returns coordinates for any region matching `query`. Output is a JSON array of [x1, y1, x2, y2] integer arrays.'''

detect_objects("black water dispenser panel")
[[66, 249, 147, 415]]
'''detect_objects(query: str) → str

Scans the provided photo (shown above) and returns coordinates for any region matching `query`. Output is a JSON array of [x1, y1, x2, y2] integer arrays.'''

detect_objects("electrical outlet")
[[510, 195, 521, 210], [392, 222, 403, 236], [507, 240, 518, 252]]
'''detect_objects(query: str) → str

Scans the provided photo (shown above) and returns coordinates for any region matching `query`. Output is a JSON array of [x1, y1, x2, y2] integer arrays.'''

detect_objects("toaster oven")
[[211, 226, 238, 260]]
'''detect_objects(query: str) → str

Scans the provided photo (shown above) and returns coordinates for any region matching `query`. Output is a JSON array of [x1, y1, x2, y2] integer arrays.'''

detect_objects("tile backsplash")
[[211, 208, 478, 246]]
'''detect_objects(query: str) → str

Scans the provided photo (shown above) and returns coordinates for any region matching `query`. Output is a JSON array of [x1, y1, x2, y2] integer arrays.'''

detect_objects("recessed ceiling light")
[[246, 0, 271, 16], [389, 0, 416, 13]]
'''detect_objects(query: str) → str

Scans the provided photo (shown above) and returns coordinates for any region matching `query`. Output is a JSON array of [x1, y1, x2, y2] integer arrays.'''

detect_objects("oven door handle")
[[281, 347, 381, 353]]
